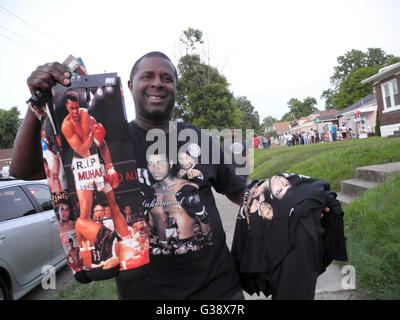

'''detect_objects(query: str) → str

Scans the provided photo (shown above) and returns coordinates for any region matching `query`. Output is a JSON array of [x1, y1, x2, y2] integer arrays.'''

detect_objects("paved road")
[[23, 188, 366, 300]]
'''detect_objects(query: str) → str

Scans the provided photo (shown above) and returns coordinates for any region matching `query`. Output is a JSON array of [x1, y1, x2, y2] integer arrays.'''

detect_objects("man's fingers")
[[324, 206, 330, 213], [27, 76, 53, 94], [43, 62, 70, 85], [27, 62, 70, 94]]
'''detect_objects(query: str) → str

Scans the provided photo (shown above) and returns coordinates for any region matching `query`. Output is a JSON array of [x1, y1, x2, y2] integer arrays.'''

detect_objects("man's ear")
[[128, 80, 133, 91]]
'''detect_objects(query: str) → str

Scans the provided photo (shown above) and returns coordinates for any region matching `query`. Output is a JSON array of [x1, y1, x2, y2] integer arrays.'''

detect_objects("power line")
[[0, 24, 57, 56], [0, 4, 70, 52], [0, 32, 51, 59]]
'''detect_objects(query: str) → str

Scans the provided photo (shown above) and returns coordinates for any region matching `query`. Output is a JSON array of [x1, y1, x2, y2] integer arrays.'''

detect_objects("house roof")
[[0, 148, 13, 160], [311, 109, 341, 118], [273, 121, 293, 133], [338, 94, 376, 116], [361, 62, 400, 84]]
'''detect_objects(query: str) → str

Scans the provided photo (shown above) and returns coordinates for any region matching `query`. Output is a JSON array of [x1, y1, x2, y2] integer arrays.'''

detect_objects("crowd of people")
[[253, 124, 364, 150]]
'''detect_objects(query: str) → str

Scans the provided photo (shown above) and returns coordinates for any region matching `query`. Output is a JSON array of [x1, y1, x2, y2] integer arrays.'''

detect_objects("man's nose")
[[150, 75, 163, 87]]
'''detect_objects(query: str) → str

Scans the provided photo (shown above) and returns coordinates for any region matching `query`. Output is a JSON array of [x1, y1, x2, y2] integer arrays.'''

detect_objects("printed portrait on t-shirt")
[[138, 147, 213, 256]]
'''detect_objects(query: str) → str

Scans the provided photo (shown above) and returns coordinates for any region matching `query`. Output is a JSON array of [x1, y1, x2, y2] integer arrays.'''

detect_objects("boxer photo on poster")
[[51, 74, 149, 280]]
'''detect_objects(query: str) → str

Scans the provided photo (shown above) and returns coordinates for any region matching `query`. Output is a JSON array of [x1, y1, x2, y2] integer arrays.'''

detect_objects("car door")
[[0, 185, 53, 287], [24, 184, 66, 267]]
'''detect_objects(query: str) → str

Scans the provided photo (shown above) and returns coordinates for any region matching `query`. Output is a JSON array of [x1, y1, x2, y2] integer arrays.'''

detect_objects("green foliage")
[[322, 48, 399, 110], [191, 82, 243, 130], [322, 66, 380, 110], [234, 96, 261, 132], [180, 27, 204, 54], [280, 111, 295, 122], [175, 28, 258, 131], [0, 107, 21, 148], [261, 116, 278, 128], [286, 96, 317, 119]]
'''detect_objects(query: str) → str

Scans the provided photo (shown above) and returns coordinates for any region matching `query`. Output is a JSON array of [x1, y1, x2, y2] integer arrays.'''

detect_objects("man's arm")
[[226, 189, 244, 206], [61, 117, 93, 158], [10, 109, 45, 180], [10, 62, 71, 180]]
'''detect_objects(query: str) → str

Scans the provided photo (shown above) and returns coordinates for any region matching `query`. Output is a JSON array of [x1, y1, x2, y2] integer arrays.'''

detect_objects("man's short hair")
[[64, 90, 79, 106], [129, 51, 178, 82]]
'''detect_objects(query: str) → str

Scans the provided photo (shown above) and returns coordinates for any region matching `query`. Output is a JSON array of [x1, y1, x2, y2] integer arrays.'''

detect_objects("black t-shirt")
[[116, 121, 246, 299]]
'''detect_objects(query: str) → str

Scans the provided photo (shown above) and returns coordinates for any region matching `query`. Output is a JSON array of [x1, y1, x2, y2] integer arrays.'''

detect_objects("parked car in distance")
[[0, 177, 66, 300]]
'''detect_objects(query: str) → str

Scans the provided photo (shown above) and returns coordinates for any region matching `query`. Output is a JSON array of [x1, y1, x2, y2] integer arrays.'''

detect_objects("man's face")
[[93, 205, 104, 220], [123, 206, 131, 216], [128, 57, 176, 121], [65, 99, 80, 122], [147, 154, 170, 181], [259, 202, 273, 220], [59, 203, 70, 221], [178, 152, 194, 170], [270, 175, 291, 200]]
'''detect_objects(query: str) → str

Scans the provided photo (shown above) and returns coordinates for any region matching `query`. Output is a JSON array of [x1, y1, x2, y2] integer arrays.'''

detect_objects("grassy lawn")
[[252, 137, 400, 191], [343, 174, 400, 299], [56, 137, 400, 300], [56, 278, 117, 300]]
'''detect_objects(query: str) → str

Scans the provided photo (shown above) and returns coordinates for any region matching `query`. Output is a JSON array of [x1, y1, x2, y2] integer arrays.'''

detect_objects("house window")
[[382, 79, 400, 110]]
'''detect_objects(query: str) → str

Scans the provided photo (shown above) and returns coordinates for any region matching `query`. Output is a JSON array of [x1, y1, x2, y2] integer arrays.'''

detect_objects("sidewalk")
[[213, 189, 367, 300]]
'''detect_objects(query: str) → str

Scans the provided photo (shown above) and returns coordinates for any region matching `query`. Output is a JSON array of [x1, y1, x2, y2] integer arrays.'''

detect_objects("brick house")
[[0, 148, 13, 176], [361, 62, 400, 137]]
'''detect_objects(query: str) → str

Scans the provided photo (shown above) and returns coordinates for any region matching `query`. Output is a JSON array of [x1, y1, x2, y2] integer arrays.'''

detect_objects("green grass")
[[56, 278, 117, 300], [251, 137, 400, 191], [343, 174, 400, 299]]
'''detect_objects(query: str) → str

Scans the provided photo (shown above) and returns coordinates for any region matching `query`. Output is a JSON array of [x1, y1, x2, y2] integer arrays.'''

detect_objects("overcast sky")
[[1, 0, 399, 123]]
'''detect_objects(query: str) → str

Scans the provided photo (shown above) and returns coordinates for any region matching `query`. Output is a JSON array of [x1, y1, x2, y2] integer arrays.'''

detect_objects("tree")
[[175, 54, 228, 122], [180, 28, 204, 55], [191, 83, 243, 130], [322, 48, 400, 110], [280, 112, 295, 122], [175, 28, 244, 130], [261, 116, 278, 128], [233, 96, 261, 132], [0, 107, 21, 149], [286, 97, 317, 120]]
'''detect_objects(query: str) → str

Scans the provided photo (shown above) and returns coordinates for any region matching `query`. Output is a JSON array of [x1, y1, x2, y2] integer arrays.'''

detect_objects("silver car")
[[0, 178, 66, 300]]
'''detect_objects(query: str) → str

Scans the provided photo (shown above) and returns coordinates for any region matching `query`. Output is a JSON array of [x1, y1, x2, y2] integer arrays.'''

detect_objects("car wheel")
[[0, 278, 9, 300]]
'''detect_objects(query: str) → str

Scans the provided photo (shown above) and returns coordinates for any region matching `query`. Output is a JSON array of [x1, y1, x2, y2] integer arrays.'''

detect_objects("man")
[[331, 124, 337, 141], [93, 204, 105, 221], [11, 53, 247, 300], [66, 238, 84, 273], [177, 150, 204, 180]]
